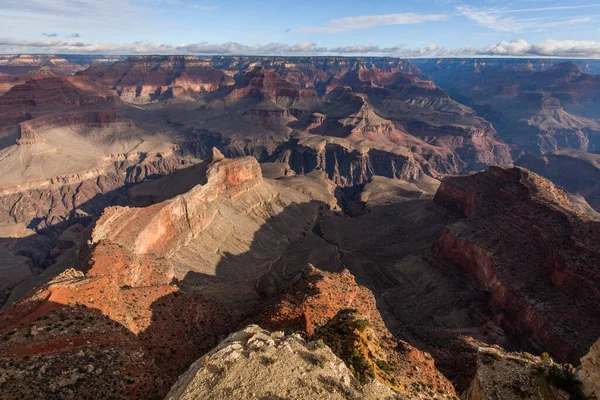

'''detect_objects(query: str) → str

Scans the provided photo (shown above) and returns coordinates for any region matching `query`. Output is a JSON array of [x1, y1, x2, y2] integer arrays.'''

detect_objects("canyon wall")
[[434, 166, 600, 362]]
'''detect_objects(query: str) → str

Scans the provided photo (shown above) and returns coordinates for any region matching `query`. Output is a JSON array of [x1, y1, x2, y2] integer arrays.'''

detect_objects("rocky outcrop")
[[517, 149, 600, 212], [0, 76, 118, 112], [0, 150, 187, 231], [73, 55, 512, 181], [260, 265, 457, 399], [578, 338, 600, 399], [0, 67, 60, 96], [79, 55, 235, 103], [417, 59, 600, 155], [226, 67, 319, 107], [0, 55, 87, 75], [0, 270, 169, 399], [434, 166, 600, 363], [17, 110, 133, 144], [92, 150, 263, 256], [0, 75, 119, 127], [403, 119, 512, 170], [276, 137, 429, 186], [165, 325, 398, 400], [0, 150, 339, 398], [465, 346, 581, 400]]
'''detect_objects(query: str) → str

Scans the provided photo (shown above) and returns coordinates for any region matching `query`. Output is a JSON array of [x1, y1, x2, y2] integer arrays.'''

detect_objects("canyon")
[[0, 55, 598, 399], [417, 59, 600, 157]]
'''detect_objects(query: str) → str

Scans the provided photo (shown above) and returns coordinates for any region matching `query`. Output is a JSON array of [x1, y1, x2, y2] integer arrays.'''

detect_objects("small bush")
[[348, 349, 374, 383], [354, 319, 370, 333], [376, 359, 393, 373]]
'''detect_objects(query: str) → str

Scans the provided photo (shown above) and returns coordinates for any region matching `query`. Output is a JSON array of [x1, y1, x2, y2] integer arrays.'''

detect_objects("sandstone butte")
[[0, 151, 335, 398]]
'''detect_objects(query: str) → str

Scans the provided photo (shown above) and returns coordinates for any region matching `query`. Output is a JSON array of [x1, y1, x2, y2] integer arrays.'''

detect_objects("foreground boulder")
[[165, 325, 398, 400], [577, 338, 600, 399]]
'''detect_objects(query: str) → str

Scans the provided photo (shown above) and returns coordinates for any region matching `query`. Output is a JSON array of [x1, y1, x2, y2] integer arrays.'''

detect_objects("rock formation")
[[79, 55, 512, 183], [79, 56, 235, 102], [259, 265, 457, 398], [0, 55, 88, 76], [577, 338, 600, 399], [418, 59, 600, 156], [165, 325, 398, 400], [465, 346, 582, 399], [517, 149, 600, 212], [434, 166, 600, 363], [0, 152, 337, 398], [1, 55, 600, 400]]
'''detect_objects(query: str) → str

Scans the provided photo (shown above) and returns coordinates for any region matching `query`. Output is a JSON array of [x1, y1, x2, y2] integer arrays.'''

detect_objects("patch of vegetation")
[[354, 319, 370, 333], [480, 350, 501, 365], [376, 359, 393, 373], [545, 364, 585, 400], [348, 347, 375, 383]]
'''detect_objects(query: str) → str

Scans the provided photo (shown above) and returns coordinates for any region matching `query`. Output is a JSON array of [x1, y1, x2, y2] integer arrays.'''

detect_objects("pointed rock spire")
[[210, 147, 225, 163]]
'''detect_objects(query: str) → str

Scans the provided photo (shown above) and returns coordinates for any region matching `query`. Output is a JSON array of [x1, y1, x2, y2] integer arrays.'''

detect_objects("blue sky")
[[1, 0, 600, 57]]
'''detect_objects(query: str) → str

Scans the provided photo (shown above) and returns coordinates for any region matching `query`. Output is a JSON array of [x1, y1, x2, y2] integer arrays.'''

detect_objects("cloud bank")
[[1, 37, 600, 58]]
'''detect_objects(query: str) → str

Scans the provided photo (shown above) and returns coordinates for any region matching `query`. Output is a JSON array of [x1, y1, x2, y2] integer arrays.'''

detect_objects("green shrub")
[[376, 359, 393, 373], [348, 348, 374, 383], [354, 319, 370, 333]]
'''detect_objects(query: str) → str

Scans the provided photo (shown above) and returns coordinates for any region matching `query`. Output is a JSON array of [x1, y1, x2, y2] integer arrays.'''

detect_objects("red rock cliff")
[[434, 166, 600, 362]]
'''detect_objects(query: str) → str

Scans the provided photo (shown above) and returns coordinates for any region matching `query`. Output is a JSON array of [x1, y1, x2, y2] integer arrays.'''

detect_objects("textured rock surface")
[[2, 55, 600, 400], [434, 166, 600, 362], [517, 149, 600, 212], [166, 325, 398, 400], [465, 346, 578, 400], [0, 152, 338, 398], [260, 265, 457, 398], [577, 338, 600, 399], [418, 59, 600, 155], [91, 153, 265, 258], [0, 270, 169, 399], [81, 55, 511, 182], [0, 55, 88, 76], [80, 55, 235, 102]]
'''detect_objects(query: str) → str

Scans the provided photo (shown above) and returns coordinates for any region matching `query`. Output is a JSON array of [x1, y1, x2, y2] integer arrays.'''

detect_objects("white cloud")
[[527, 39, 600, 58], [480, 39, 600, 58], [500, 4, 600, 14], [457, 6, 540, 32], [456, 5, 594, 33], [539, 17, 591, 28], [300, 13, 450, 34], [1, 37, 599, 59], [178, 41, 327, 54], [480, 39, 532, 56]]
